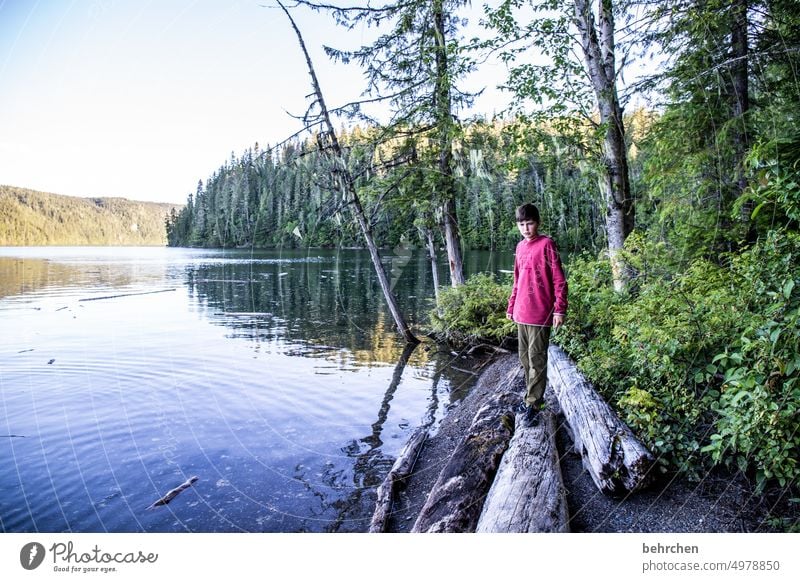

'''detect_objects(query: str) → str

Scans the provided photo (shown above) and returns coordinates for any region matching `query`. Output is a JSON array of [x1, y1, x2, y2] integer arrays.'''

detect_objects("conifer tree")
[[634, 0, 799, 250]]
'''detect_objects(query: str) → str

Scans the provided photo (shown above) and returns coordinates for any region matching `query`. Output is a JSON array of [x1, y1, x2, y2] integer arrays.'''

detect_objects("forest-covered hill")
[[0, 185, 181, 246]]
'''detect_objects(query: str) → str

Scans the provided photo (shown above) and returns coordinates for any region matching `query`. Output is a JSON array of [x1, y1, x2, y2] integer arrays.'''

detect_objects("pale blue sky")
[[0, 0, 508, 204]]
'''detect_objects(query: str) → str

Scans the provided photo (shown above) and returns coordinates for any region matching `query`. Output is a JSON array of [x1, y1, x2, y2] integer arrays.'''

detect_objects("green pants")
[[517, 324, 551, 406]]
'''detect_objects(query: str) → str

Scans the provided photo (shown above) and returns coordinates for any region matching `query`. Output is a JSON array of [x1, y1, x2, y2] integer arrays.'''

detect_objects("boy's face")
[[517, 220, 539, 240]]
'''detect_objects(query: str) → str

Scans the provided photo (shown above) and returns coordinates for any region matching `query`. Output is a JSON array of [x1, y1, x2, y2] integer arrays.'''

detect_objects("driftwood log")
[[146, 476, 198, 510], [476, 406, 569, 533], [369, 427, 428, 533], [548, 344, 655, 496], [410, 365, 521, 533]]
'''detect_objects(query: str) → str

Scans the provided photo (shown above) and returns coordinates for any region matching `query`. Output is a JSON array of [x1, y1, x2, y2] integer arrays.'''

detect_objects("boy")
[[506, 203, 568, 422]]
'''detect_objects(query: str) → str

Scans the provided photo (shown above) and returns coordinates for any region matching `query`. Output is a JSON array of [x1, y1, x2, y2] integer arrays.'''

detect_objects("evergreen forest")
[[0, 186, 180, 246], [165, 0, 800, 526]]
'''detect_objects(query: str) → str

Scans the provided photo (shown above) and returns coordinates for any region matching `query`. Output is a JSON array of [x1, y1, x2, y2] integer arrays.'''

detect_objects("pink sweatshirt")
[[506, 235, 568, 326]]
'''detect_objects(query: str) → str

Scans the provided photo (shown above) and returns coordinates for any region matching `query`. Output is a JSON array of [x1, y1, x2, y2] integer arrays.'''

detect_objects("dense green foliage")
[[557, 230, 799, 490], [432, 226, 799, 505], [427, 1, 800, 516], [0, 185, 179, 246]]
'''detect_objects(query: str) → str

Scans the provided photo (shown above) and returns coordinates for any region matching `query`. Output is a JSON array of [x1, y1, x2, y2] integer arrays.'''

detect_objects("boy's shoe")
[[515, 401, 542, 426], [515, 398, 545, 412]]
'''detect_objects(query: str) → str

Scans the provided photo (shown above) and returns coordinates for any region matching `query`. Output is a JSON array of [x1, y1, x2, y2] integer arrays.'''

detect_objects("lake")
[[0, 246, 512, 532]]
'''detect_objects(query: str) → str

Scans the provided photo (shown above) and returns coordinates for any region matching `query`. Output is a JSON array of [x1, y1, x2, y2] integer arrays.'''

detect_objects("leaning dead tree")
[[548, 344, 655, 496], [476, 403, 569, 533], [278, 1, 419, 344]]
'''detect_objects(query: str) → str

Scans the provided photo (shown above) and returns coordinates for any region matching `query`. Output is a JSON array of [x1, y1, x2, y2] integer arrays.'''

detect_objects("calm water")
[[0, 246, 512, 532]]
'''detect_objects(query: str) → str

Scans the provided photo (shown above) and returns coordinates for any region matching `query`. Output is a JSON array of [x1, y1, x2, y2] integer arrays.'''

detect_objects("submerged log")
[[548, 344, 655, 496], [411, 365, 521, 533], [146, 476, 198, 510], [476, 406, 569, 533], [79, 288, 176, 302], [369, 427, 428, 533]]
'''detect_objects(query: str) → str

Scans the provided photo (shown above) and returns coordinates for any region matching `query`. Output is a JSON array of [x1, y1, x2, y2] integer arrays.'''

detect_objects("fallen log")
[[476, 406, 569, 533], [79, 288, 176, 302], [548, 344, 655, 496], [369, 426, 428, 533], [411, 362, 521, 533]]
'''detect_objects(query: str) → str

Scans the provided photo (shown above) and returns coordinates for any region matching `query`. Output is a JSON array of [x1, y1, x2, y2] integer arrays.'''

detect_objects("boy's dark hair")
[[515, 203, 540, 223]]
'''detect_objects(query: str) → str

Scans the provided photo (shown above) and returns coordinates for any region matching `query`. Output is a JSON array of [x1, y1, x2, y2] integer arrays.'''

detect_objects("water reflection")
[[186, 249, 441, 365], [0, 256, 139, 300], [321, 342, 418, 531], [179, 249, 497, 530], [0, 248, 181, 302]]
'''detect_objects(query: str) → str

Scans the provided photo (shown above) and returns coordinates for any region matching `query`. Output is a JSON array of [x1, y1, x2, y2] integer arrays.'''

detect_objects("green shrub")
[[428, 272, 515, 346], [736, 134, 800, 229], [700, 231, 800, 491]]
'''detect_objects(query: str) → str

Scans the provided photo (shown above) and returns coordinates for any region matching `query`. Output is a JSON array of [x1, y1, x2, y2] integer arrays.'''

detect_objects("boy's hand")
[[553, 314, 565, 328], [506, 313, 513, 321]]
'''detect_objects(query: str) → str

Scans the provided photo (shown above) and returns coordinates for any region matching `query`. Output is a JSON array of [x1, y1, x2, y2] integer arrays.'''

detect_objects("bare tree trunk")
[[424, 226, 441, 305], [279, 1, 419, 344], [574, 0, 634, 292], [731, 0, 753, 240], [433, 0, 466, 287], [441, 198, 465, 286]]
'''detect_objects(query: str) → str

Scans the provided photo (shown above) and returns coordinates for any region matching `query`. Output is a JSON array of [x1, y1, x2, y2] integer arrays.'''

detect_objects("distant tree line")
[[0, 186, 180, 246], [165, 119, 614, 255]]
